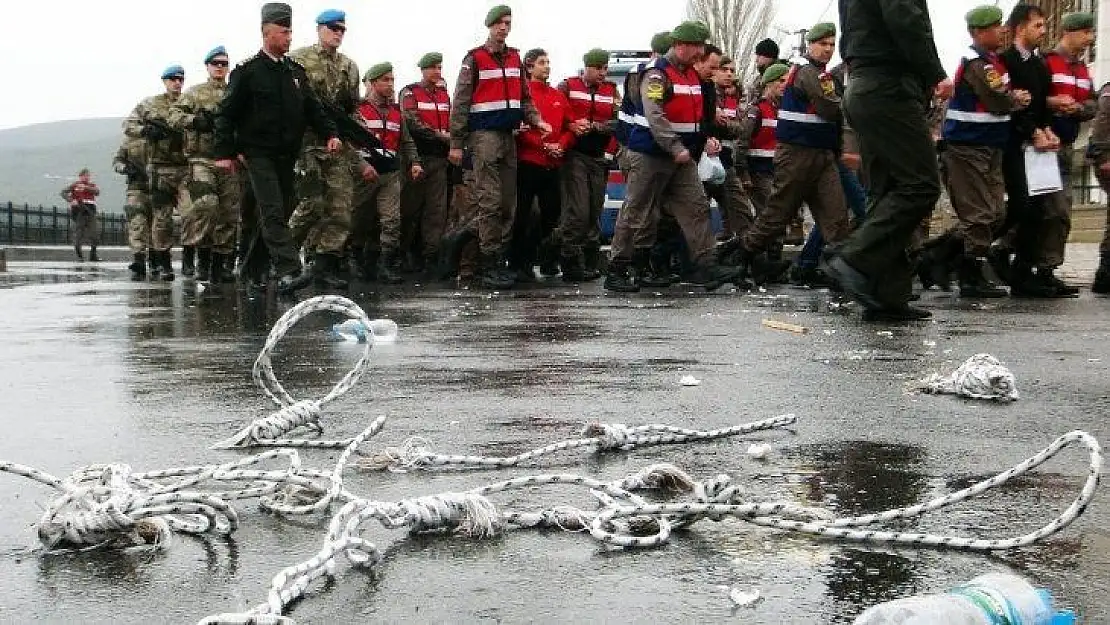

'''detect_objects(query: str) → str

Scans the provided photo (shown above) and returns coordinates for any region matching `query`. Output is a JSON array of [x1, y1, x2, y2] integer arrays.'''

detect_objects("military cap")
[[671, 20, 711, 44], [204, 46, 228, 64], [965, 5, 1003, 29], [78, 168, 90, 176], [807, 22, 836, 42], [1062, 12, 1095, 32], [583, 48, 608, 68], [161, 64, 185, 79], [754, 38, 779, 58], [364, 62, 393, 82], [316, 9, 345, 24], [261, 2, 292, 27], [650, 32, 673, 54], [485, 5, 511, 27], [418, 52, 443, 69], [761, 63, 789, 85]]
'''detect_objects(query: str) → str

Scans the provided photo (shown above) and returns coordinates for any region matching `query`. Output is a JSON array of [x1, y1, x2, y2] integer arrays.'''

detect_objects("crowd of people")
[[87, 1, 1109, 321]]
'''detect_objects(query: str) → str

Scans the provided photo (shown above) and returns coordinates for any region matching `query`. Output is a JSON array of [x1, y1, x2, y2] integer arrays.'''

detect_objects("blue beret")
[[204, 46, 227, 65], [161, 65, 185, 79], [316, 9, 345, 24]]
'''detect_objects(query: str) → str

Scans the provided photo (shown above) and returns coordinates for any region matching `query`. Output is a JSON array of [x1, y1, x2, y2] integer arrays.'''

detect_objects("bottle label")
[[949, 585, 1021, 625]]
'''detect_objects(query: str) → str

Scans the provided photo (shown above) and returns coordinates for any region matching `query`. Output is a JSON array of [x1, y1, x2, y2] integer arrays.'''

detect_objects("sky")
[[0, 0, 1019, 131]]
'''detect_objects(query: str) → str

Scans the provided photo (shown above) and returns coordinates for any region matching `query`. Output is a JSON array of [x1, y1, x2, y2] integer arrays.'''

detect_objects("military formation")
[[100, 1, 1110, 320]]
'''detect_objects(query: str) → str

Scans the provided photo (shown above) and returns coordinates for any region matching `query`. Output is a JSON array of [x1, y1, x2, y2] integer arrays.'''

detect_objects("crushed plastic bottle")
[[852, 572, 1076, 625], [330, 318, 398, 344]]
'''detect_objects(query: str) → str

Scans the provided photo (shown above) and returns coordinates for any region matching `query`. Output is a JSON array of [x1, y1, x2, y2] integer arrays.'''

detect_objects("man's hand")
[[325, 137, 343, 153], [214, 159, 238, 172], [571, 119, 589, 136], [448, 148, 464, 166], [1047, 94, 1077, 113], [705, 137, 721, 156], [1012, 89, 1032, 109], [544, 143, 564, 159], [1044, 128, 1062, 151], [113, 162, 129, 175], [841, 152, 862, 171], [410, 163, 425, 180], [934, 78, 955, 100], [437, 130, 452, 142], [674, 149, 692, 164], [536, 121, 553, 137], [1032, 129, 1056, 152], [360, 162, 379, 182]]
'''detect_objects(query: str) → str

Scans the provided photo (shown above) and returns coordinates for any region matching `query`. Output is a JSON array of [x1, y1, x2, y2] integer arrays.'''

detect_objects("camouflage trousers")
[[351, 170, 402, 254], [125, 182, 153, 253], [147, 165, 189, 252], [182, 159, 240, 253], [289, 149, 354, 255]]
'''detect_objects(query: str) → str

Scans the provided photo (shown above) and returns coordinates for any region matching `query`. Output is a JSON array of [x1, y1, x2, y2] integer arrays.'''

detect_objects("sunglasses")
[[208, 60, 229, 68], [166, 76, 185, 81], [324, 22, 346, 34]]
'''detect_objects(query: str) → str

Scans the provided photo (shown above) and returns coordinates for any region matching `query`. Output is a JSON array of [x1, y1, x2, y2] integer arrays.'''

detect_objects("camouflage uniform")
[[287, 44, 360, 256], [123, 93, 189, 260], [166, 77, 240, 256], [113, 138, 152, 254]]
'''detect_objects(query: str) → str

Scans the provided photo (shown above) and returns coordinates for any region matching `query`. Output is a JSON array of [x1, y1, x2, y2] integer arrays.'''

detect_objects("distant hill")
[[0, 118, 127, 212]]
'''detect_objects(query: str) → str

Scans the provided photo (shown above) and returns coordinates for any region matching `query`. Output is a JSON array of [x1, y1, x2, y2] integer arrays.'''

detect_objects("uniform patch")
[[645, 78, 665, 102], [985, 65, 1003, 90], [819, 73, 835, 97]]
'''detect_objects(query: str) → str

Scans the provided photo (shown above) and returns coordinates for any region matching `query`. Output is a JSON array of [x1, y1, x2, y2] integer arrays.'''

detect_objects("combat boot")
[[537, 237, 560, 277], [603, 257, 640, 293], [958, 255, 1007, 298], [208, 253, 228, 285], [439, 229, 477, 279], [181, 246, 196, 278], [479, 253, 514, 289], [196, 248, 212, 282], [277, 267, 312, 295], [356, 249, 379, 282], [128, 253, 147, 281], [148, 252, 161, 281], [986, 244, 1013, 286], [160, 250, 175, 282], [89, 246, 99, 262], [74, 244, 83, 261], [313, 253, 350, 290], [1038, 267, 1080, 298], [1009, 260, 1057, 298], [377, 251, 405, 285], [686, 263, 740, 292], [1093, 256, 1110, 294], [635, 248, 672, 288], [560, 253, 587, 283], [581, 244, 602, 281]]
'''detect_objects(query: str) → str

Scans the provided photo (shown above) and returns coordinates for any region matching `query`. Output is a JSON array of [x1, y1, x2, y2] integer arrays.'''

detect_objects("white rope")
[[213, 296, 375, 449], [358, 414, 798, 472], [917, 353, 1019, 402], [198, 431, 1101, 623]]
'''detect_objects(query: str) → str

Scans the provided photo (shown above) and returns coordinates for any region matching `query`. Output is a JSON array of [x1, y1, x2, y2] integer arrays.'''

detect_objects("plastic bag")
[[698, 154, 727, 185]]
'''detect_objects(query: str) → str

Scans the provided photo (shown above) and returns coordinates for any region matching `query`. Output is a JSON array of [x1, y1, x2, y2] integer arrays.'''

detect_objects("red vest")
[[603, 135, 619, 162], [749, 99, 778, 159], [718, 92, 741, 121], [69, 181, 98, 204], [564, 76, 618, 122], [358, 101, 402, 151], [404, 82, 450, 131], [468, 46, 525, 131], [1044, 50, 1092, 144], [660, 63, 702, 133]]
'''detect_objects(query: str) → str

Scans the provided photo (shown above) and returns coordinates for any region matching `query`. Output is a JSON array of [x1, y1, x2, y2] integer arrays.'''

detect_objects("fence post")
[[52, 206, 59, 245], [5, 201, 11, 244], [24, 204, 30, 245]]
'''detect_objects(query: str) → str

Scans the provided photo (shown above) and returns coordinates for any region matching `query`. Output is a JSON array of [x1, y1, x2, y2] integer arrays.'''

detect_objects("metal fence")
[[1, 202, 129, 246]]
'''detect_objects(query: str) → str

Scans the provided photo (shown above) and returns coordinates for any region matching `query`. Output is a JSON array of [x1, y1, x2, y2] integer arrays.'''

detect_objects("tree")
[[686, 0, 776, 87]]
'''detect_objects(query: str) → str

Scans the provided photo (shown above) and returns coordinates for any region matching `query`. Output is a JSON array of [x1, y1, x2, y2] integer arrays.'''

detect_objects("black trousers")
[[839, 70, 942, 307], [998, 137, 1046, 264], [511, 162, 561, 268], [240, 154, 301, 278]]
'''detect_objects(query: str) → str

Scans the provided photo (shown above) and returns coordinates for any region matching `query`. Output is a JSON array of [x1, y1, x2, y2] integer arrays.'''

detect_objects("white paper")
[[1024, 146, 1063, 196]]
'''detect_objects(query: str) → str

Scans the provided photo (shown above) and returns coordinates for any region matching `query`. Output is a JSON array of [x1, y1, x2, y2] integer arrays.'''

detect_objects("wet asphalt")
[[0, 259, 1108, 624]]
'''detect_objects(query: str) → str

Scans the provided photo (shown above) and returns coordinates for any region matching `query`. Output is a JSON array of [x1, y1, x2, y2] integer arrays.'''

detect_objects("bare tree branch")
[[686, 0, 776, 88]]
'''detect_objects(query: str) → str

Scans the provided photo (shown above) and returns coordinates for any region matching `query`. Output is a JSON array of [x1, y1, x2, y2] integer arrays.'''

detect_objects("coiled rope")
[[917, 353, 1019, 402], [213, 296, 374, 449], [359, 414, 798, 472]]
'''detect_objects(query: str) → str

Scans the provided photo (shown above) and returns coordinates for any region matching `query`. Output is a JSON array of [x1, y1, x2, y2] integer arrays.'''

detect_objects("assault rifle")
[[319, 95, 398, 174]]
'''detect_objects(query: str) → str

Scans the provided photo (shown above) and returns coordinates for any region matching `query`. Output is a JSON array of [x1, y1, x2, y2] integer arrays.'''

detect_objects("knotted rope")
[[359, 414, 798, 472], [213, 296, 375, 449], [917, 353, 1019, 402]]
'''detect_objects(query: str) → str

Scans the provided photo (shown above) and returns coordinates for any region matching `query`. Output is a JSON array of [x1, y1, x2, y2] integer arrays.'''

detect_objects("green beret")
[[761, 63, 790, 85], [418, 52, 443, 69], [485, 4, 511, 27], [806, 22, 836, 42], [965, 5, 1003, 29], [583, 48, 608, 68], [364, 62, 393, 82], [671, 20, 710, 44], [650, 31, 673, 55], [1062, 12, 1095, 32]]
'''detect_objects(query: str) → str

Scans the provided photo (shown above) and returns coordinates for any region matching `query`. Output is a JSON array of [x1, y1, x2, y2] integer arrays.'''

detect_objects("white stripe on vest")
[[778, 110, 826, 124], [945, 109, 1010, 123], [477, 67, 521, 80], [471, 99, 522, 113], [749, 148, 776, 157], [416, 102, 451, 111]]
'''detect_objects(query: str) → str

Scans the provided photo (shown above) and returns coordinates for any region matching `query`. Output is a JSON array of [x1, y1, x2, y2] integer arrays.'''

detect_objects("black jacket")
[[838, 0, 946, 98], [999, 46, 1053, 143], [213, 50, 338, 159]]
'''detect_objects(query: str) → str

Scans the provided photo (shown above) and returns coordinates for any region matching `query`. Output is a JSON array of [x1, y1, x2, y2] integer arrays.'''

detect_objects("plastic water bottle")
[[852, 573, 1076, 625], [330, 319, 398, 344]]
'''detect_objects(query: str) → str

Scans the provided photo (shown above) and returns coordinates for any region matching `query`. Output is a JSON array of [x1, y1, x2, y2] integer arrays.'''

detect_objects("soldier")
[[60, 168, 100, 261], [399, 52, 452, 277], [730, 23, 849, 286], [166, 46, 238, 284], [350, 62, 422, 284], [744, 63, 788, 260], [556, 48, 618, 282], [213, 2, 341, 295], [605, 20, 737, 293], [702, 51, 752, 243], [1029, 12, 1096, 296], [123, 64, 189, 281], [615, 31, 673, 177], [1089, 82, 1110, 294], [448, 4, 551, 289], [112, 137, 151, 279], [284, 9, 364, 290]]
